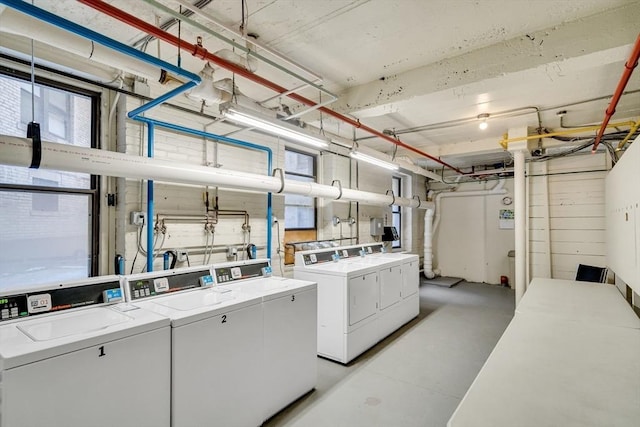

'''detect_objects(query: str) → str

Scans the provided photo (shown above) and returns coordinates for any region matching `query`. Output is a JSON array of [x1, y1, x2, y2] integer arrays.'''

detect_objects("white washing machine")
[[0, 275, 171, 427], [294, 250, 380, 363], [212, 259, 318, 421], [123, 265, 264, 427]]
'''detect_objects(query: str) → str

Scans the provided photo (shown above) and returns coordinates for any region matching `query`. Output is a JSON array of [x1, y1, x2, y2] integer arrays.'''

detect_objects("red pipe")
[[592, 33, 640, 153], [77, 0, 465, 175]]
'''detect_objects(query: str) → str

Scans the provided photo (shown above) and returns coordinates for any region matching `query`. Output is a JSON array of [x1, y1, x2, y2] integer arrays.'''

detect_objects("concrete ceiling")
[[2, 0, 639, 172]]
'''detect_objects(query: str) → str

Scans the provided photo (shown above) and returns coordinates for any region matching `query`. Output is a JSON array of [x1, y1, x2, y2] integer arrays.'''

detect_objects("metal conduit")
[[77, 0, 466, 175], [593, 33, 640, 152]]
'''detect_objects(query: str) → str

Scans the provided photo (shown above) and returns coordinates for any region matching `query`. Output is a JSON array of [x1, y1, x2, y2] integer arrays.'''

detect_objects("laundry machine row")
[[0, 261, 317, 427], [293, 244, 419, 364], [123, 260, 317, 427], [0, 276, 171, 427]]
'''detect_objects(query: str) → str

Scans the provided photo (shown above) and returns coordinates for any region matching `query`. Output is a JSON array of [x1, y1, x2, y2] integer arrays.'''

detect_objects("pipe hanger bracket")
[[27, 122, 42, 169], [412, 195, 421, 208], [331, 179, 343, 200], [386, 189, 395, 207], [272, 168, 285, 193]]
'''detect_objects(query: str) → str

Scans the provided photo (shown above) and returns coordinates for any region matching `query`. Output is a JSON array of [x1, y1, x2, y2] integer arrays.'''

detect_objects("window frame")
[[0, 68, 101, 278], [391, 176, 402, 249], [284, 148, 317, 231]]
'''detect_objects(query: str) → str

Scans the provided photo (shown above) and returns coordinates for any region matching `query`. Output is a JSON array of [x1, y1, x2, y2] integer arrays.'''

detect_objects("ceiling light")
[[350, 151, 399, 171], [478, 113, 490, 130], [220, 104, 329, 149]]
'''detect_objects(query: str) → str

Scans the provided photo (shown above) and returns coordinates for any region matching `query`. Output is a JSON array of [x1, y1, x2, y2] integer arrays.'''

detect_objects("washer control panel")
[[0, 279, 122, 322], [125, 270, 206, 301], [213, 261, 270, 284]]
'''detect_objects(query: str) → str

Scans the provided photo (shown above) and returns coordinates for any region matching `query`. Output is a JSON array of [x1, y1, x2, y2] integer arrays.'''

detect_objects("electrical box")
[[130, 211, 146, 226], [370, 218, 384, 236]]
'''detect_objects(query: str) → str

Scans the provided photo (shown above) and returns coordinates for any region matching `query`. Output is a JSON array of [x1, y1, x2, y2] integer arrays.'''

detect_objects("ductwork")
[[0, 6, 177, 84], [185, 63, 233, 106]]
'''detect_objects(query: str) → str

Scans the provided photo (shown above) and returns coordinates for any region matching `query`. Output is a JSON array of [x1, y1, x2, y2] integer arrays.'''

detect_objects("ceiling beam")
[[329, 2, 640, 118]]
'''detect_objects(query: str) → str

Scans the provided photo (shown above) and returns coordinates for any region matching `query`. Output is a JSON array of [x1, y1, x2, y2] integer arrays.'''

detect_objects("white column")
[[508, 134, 529, 307]]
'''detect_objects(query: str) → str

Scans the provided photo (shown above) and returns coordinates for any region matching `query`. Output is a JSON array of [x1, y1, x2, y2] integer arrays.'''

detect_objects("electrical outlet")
[[176, 249, 188, 262], [130, 211, 146, 226], [226, 246, 237, 258]]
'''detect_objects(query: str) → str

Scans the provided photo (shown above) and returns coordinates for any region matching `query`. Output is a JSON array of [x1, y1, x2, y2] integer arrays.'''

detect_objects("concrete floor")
[[264, 281, 515, 427]]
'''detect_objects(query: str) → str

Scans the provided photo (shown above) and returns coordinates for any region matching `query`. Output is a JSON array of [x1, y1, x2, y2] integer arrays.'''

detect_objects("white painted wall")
[[434, 180, 515, 284], [528, 152, 609, 280], [432, 152, 610, 285], [606, 135, 640, 294]]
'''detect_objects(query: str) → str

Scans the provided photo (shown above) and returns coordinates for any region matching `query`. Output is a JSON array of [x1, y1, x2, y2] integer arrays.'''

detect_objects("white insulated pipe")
[[423, 208, 435, 279], [513, 150, 527, 306], [212, 48, 258, 73], [0, 7, 166, 83], [0, 135, 435, 210]]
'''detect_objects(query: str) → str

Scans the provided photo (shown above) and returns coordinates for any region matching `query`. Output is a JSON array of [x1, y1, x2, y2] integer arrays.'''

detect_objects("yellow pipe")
[[616, 119, 640, 150], [499, 120, 636, 149]]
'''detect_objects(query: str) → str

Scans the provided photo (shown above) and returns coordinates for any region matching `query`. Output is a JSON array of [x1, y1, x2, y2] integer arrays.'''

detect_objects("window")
[[0, 72, 99, 290], [391, 176, 402, 248], [284, 149, 316, 229], [20, 83, 72, 140], [31, 178, 59, 212]]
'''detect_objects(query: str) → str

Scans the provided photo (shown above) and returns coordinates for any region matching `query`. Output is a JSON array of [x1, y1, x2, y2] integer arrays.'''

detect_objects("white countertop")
[[448, 312, 640, 427], [448, 277, 640, 427], [518, 278, 640, 329]]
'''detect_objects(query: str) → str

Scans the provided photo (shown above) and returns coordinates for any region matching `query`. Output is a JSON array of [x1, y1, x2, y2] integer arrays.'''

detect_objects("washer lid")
[[16, 307, 132, 342], [152, 290, 235, 311], [302, 261, 378, 275]]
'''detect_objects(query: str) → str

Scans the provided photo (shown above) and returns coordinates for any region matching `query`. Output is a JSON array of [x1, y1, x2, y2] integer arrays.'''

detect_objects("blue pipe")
[[133, 116, 273, 259], [0, 0, 200, 84], [146, 123, 155, 271], [4, 0, 274, 261], [128, 81, 199, 119]]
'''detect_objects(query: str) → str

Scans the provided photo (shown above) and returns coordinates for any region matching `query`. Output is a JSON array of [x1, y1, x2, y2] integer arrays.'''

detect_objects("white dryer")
[[212, 260, 318, 421], [336, 246, 404, 311], [363, 243, 420, 324], [294, 250, 380, 363], [123, 266, 264, 427], [0, 276, 171, 427], [336, 246, 408, 338]]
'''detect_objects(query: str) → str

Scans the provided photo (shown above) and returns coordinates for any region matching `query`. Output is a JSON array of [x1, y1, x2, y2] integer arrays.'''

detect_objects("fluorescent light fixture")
[[350, 151, 399, 171], [221, 104, 329, 149], [478, 113, 490, 130]]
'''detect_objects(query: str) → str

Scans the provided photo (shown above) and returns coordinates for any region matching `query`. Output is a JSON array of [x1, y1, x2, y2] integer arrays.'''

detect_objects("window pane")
[[0, 74, 90, 188], [284, 152, 316, 229], [285, 206, 315, 229], [0, 192, 91, 290], [285, 150, 314, 176], [32, 178, 59, 212]]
